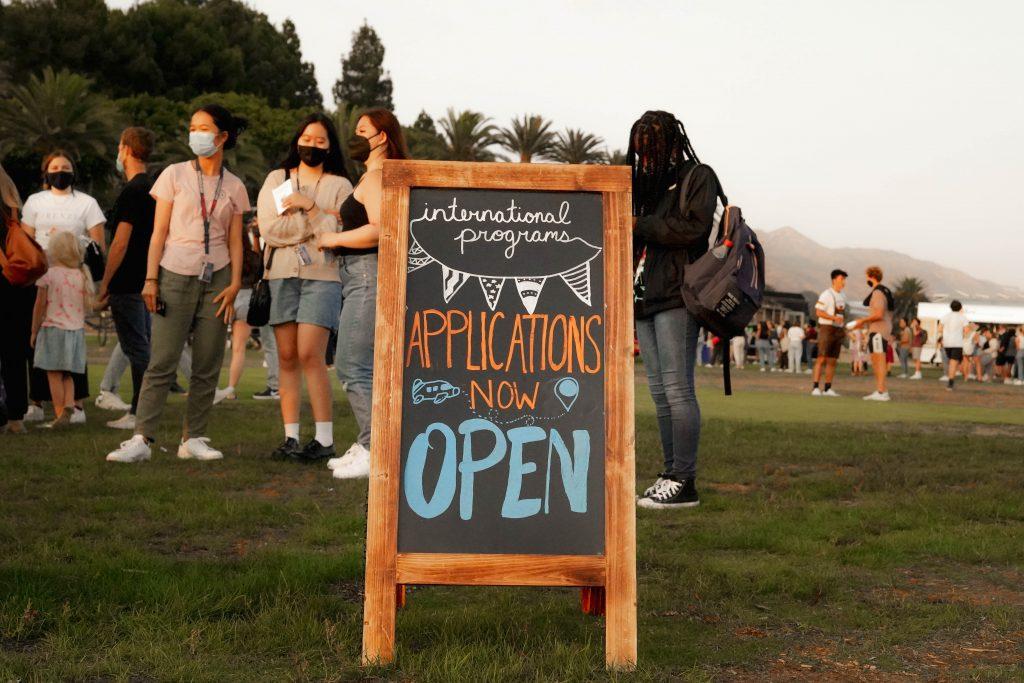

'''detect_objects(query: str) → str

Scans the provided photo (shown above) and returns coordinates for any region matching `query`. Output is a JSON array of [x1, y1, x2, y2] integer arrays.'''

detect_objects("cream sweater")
[[256, 168, 353, 281]]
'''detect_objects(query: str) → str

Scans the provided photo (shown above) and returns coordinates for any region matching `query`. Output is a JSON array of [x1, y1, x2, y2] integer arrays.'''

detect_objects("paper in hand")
[[272, 179, 293, 215]]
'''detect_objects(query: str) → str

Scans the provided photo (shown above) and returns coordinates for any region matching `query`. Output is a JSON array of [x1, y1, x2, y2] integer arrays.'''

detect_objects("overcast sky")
[[110, 0, 1024, 287]]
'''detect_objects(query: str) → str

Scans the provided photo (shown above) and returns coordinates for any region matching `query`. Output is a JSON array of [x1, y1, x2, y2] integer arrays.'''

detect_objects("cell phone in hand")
[[155, 298, 167, 316]]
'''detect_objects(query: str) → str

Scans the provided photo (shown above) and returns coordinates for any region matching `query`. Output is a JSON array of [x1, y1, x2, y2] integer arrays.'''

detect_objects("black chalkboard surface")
[[397, 188, 606, 555]]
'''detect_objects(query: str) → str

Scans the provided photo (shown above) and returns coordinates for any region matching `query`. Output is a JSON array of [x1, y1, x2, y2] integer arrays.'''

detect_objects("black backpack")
[[682, 204, 765, 394]]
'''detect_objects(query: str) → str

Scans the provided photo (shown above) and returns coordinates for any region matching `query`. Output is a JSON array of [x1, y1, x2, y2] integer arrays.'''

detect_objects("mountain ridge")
[[760, 227, 1024, 303]]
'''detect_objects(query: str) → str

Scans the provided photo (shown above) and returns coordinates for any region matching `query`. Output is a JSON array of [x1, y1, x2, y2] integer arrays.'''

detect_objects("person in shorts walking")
[[811, 269, 847, 397], [938, 300, 968, 391]]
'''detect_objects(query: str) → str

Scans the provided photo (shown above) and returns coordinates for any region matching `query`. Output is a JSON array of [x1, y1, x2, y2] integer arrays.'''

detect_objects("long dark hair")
[[195, 103, 248, 150], [279, 112, 350, 180], [626, 110, 700, 216]]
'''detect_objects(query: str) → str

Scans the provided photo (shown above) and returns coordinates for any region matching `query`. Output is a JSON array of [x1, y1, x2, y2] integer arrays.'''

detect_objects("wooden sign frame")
[[362, 160, 636, 670]]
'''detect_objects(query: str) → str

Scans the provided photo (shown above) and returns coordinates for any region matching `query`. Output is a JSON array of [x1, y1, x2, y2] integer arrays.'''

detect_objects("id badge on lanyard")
[[197, 161, 224, 284]]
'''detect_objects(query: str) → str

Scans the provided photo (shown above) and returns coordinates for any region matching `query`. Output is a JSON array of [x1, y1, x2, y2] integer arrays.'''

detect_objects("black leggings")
[[0, 280, 35, 421]]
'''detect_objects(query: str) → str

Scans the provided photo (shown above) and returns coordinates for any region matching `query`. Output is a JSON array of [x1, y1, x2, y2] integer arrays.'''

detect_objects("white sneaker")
[[23, 404, 45, 422], [213, 387, 236, 405], [898, 373, 907, 379], [823, 389, 841, 397], [177, 437, 224, 461], [327, 442, 361, 469], [332, 443, 370, 479], [1004, 378, 1014, 385], [938, 376, 948, 383], [760, 367, 766, 373], [96, 390, 131, 412], [106, 413, 136, 430], [70, 408, 86, 424], [106, 434, 151, 463], [910, 372, 922, 380], [811, 388, 822, 396], [863, 391, 891, 402]]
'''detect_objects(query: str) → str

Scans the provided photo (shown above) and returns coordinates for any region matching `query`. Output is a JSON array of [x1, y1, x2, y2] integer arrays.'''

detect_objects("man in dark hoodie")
[[629, 111, 723, 509]]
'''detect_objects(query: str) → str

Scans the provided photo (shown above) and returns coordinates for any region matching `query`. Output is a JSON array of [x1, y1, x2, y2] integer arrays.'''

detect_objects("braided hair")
[[626, 110, 700, 216]]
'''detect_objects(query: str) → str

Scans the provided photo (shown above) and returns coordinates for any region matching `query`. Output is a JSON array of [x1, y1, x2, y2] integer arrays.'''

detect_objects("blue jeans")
[[636, 306, 701, 480], [108, 293, 151, 414], [755, 339, 771, 370], [335, 254, 377, 448]]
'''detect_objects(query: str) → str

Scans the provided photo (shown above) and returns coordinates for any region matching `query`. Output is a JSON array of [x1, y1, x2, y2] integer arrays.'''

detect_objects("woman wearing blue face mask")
[[105, 104, 251, 464]]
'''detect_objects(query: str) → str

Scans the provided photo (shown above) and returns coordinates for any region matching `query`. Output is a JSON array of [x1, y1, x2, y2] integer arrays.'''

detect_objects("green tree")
[[437, 109, 498, 161], [331, 103, 364, 179], [893, 276, 929, 322], [548, 128, 606, 164], [0, 67, 120, 160], [332, 22, 393, 110], [604, 148, 627, 165], [404, 110, 445, 160], [0, 67, 122, 199], [495, 114, 554, 163], [0, 0, 322, 107]]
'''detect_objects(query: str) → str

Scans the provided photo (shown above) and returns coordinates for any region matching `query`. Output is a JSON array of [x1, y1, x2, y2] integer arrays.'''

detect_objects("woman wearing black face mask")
[[256, 113, 353, 462], [318, 108, 409, 480], [20, 150, 106, 424]]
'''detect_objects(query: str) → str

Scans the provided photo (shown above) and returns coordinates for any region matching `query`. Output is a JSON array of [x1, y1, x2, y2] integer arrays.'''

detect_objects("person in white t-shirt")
[[938, 300, 969, 391], [21, 151, 106, 251], [787, 320, 805, 373], [20, 150, 106, 424], [811, 269, 847, 396]]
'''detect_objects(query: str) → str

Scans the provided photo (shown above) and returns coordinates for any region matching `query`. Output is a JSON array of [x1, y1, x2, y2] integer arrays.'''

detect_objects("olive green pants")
[[135, 266, 230, 441]]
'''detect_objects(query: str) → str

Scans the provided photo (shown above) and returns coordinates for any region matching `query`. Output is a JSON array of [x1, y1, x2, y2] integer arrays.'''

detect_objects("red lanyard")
[[195, 160, 224, 256]]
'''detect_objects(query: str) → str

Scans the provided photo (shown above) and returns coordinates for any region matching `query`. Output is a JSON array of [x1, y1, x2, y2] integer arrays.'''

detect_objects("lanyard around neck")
[[195, 160, 225, 256]]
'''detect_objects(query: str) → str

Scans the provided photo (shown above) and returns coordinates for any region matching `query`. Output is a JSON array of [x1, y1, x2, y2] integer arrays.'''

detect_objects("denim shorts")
[[233, 288, 252, 323], [269, 277, 342, 331]]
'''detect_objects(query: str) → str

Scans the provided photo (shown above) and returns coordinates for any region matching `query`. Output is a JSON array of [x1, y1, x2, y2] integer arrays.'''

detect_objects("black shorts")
[[945, 347, 963, 362], [996, 355, 1014, 366], [867, 332, 888, 355]]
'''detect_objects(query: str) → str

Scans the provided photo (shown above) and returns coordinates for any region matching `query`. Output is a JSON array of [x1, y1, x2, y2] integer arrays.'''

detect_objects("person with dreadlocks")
[[630, 111, 724, 510]]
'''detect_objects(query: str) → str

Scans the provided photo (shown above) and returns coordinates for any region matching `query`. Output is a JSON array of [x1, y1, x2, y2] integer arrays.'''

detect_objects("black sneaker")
[[253, 386, 280, 400], [271, 437, 302, 461], [293, 439, 336, 463], [640, 472, 672, 498], [637, 477, 699, 509]]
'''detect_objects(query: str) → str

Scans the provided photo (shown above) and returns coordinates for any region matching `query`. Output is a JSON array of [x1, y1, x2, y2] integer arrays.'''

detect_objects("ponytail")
[[195, 104, 248, 150]]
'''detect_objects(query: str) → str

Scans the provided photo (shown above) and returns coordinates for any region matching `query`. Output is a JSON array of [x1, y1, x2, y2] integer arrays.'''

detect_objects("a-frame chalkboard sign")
[[362, 160, 636, 670]]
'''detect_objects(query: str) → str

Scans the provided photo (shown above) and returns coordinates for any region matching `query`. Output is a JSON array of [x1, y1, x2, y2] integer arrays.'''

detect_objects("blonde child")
[[31, 231, 93, 428]]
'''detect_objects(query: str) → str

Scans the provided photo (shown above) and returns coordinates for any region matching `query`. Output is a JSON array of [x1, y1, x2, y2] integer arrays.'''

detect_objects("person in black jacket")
[[629, 111, 722, 509]]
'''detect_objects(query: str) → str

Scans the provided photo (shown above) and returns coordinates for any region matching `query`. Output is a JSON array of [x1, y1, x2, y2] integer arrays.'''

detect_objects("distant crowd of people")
[[707, 267, 1024, 400]]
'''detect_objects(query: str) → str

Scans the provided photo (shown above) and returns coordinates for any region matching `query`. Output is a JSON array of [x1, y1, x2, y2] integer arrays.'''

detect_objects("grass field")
[[2, 342, 1023, 681]]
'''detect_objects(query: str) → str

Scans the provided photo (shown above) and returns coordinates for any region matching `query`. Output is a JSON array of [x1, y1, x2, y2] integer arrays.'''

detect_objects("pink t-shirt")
[[151, 161, 251, 276], [37, 265, 88, 330]]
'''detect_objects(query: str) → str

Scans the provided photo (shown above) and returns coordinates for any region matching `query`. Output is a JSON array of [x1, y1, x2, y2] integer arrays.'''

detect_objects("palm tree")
[[437, 108, 499, 161], [547, 129, 606, 164], [603, 148, 627, 165], [893, 276, 929, 322], [495, 114, 555, 163], [0, 67, 121, 159]]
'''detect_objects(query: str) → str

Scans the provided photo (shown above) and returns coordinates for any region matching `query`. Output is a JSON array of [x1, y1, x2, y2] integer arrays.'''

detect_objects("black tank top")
[[337, 193, 376, 256]]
